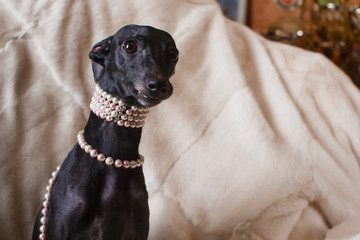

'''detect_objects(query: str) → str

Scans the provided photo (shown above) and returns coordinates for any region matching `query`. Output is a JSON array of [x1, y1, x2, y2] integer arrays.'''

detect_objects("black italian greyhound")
[[32, 24, 179, 240]]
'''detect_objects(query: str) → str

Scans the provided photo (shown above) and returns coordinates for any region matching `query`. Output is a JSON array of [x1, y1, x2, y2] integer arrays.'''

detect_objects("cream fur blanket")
[[1, 0, 360, 239]]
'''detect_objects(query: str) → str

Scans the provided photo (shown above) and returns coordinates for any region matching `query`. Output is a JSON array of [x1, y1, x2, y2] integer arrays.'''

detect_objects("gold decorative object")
[[262, 0, 360, 87]]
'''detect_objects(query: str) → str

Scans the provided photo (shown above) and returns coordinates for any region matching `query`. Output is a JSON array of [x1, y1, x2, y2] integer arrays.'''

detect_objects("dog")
[[32, 24, 179, 240]]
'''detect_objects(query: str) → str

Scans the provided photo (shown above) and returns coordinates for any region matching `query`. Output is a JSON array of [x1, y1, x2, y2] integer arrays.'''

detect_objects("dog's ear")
[[89, 36, 113, 82]]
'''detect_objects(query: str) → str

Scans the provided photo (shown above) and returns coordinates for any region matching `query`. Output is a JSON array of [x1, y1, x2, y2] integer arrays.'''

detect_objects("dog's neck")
[[83, 84, 150, 161], [83, 112, 142, 160]]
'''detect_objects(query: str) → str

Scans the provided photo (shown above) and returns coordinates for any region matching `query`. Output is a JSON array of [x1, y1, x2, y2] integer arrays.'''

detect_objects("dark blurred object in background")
[[261, 0, 360, 88], [218, 0, 360, 88]]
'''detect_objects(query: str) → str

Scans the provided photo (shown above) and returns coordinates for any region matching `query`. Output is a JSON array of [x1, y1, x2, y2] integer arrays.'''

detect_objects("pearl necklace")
[[77, 130, 144, 168], [38, 85, 147, 240], [38, 166, 60, 240], [90, 84, 149, 128]]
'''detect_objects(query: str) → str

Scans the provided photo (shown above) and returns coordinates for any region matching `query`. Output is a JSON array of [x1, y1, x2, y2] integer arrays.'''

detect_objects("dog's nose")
[[146, 79, 172, 97]]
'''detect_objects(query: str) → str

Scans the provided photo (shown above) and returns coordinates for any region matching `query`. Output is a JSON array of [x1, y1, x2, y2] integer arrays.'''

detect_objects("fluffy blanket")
[[1, 0, 360, 239]]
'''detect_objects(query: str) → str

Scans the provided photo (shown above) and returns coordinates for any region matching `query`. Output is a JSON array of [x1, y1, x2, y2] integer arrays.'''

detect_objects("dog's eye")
[[167, 49, 179, 62], [122, 41, 137, 54]]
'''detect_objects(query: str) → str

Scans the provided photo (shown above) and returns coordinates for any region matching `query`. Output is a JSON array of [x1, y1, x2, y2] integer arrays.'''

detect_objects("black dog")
[[32, 24, 178, 240]]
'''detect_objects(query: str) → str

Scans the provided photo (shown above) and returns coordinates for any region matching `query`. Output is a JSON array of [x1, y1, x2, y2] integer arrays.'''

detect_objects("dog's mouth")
[[136, 92, 162, 107]]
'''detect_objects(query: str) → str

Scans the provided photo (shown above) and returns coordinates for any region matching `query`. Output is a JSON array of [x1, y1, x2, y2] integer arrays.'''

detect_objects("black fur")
[[32, 24, 178, 240]]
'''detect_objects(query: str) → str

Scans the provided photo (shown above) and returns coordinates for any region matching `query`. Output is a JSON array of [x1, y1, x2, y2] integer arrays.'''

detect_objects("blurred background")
[[217, 0, 360, 88]]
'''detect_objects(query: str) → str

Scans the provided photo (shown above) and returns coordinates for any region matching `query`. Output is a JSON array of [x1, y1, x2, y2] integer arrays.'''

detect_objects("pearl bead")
[[79, 142, 87, 149], [105, 157, 114, 166], [41, 208, 48, 216], [119, 100, 125, 106], [39, 225, 46, 233], [115, 160, 123, 168], [84, 145, 92, 153], [112, 97, 119, 104], [39, 232, 46, 239], [44, 193, 50, 200], [121, 114, 128, 120], [106, 115, 113, 122], [46, 185, 52, 192], [117, 120, 124, 126], [123, 160, 130, 168], [111, 111, 118, 118], [136, 159, 142, 167], [124, 121, 130, 127], [105, 94, 112, 100], [130, 161, 137, 168], [43, 200, 49, 208], [40, 216, 47, 224], [131, 106, 138, 111], [90, 149, 98, 158], [48, 178, 55, 186], [51, 171, 58, 178], [97, 154, 105, 162]]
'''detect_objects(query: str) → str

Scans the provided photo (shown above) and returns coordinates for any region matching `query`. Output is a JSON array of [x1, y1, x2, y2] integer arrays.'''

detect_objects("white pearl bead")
[[48, 178, 55, 186], [119, 100, 125, 106], [131, 106, 138, 111], [46, 185, 52, 192], [136, 159, 142, 167], [51, 171, 58, 178], [112, 97, 119, 104], [43, 200, 50, 208], [41, 207, 48, 216], [39, 232, 46, 239], [105, 108, 111, 114], [44, 192, 50, 200], [130, 161, 137, 168], [40, 225, 46, 233], [123, 160, 130, 168], [115, 160, 123, 168], [84, 145, 93, 153], [105, 157, 114, 166], [40, 216, 47, 224], [90, 149, 98, 158], [121, 114, 127, 120], [111, 111, 118, 118]]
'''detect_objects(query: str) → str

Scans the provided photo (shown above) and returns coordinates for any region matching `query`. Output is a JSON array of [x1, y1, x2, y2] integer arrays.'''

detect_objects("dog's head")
[[89, 25, 179, 107]]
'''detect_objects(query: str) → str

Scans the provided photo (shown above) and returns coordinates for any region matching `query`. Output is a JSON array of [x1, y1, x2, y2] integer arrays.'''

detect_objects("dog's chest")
[[48, 160, 149, 238], [80, 172, 149, 238]]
